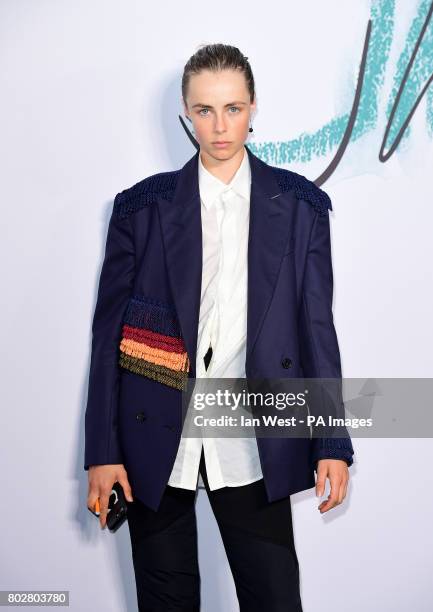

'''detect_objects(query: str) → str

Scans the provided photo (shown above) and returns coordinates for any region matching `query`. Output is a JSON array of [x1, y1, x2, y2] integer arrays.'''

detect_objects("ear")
[[250, 96, 257, 116]]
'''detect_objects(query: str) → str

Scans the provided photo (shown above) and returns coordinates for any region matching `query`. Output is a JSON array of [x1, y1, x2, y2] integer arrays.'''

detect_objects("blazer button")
[[281, 357, 292, 369], [136, 412, 146, 422]]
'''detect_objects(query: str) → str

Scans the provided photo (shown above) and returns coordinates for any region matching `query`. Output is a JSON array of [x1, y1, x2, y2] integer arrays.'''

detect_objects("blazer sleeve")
[[84, 195, 135, 470], [299, 206, 355, 471]]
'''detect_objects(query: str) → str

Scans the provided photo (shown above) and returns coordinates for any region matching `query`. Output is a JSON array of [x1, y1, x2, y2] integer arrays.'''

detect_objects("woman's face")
[[183, 68, 256, 161]]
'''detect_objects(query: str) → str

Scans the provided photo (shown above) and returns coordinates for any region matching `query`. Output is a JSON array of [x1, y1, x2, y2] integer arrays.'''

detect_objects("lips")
[[212, 141, 231, 148]]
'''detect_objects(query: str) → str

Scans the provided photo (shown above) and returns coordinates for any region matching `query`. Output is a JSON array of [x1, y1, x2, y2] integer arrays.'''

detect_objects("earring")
[[249, 122, 254, 133]]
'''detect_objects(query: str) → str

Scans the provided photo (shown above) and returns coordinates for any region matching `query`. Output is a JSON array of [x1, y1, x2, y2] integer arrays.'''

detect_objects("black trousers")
[[126, 448, 303, 612]]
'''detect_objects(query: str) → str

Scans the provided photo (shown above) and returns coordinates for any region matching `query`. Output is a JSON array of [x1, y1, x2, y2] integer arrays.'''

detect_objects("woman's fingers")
[[117, 476, 134, 503], [98, 490, 111, 528], [87, 465, 133, 528]]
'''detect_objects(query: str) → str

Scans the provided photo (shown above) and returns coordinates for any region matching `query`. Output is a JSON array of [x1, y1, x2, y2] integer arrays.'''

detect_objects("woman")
[[85, 43, 354, 611]]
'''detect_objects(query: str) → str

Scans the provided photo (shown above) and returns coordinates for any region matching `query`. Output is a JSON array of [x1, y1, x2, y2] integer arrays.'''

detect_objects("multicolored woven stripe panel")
[[119, 295, 190, 391]]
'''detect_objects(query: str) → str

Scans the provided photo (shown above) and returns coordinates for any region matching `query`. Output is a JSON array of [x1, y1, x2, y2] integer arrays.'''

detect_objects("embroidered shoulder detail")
[[271, 167, 332, 216], [114, 170, 180, 220]]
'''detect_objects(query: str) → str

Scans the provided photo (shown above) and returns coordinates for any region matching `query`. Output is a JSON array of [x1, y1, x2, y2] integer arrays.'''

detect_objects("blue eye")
[[198, 107, 240, 116]]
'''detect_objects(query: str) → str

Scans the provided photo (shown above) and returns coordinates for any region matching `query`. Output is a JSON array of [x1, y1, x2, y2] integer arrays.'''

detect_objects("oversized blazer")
[[84, 145, 355, 511]]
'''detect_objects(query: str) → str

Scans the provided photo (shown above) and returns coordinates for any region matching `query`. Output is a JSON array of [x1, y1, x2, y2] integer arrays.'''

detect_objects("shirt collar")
[[198, 146, 251, 210]]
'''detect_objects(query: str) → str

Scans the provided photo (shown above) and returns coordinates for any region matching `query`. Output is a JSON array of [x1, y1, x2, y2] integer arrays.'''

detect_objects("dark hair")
[[182, 43, 255, 106]]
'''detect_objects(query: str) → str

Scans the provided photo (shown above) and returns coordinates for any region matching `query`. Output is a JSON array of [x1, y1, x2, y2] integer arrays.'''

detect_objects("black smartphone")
[[106, 481, 129, 532], [87, 482, 129, 532]]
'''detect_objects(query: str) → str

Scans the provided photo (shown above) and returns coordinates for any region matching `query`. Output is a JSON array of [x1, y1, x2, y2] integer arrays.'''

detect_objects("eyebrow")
[[191, 101, 248, 109]]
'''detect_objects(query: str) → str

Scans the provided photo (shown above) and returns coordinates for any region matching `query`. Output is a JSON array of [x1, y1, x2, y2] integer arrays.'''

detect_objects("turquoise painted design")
[[386, 0, 433, 146], [246, 0, 433, 165]]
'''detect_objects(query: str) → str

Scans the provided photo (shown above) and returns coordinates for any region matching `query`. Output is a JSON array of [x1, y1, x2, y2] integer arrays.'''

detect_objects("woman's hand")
[[87, 464, 134, 528], [315, 459, 349, 514]]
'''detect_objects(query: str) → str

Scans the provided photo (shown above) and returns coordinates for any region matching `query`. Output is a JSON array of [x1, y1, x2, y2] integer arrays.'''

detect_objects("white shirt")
[[167, 146, 264, 491]]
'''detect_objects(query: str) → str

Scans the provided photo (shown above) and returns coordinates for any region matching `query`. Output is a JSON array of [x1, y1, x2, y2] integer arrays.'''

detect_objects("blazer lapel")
[[244, 146, 294, 364], [157, 151, 203, 378], [157, 145, 294, 379]]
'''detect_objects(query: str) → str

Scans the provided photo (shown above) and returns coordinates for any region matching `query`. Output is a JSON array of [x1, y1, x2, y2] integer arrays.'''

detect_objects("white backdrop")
[[1, 0, 432, 610]]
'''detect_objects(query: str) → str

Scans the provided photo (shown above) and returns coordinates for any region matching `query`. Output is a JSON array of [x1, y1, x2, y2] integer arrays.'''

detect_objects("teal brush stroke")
[[248, 0, 399, 165], [386, 0, 433, 146], [428, 88, 433, 137]]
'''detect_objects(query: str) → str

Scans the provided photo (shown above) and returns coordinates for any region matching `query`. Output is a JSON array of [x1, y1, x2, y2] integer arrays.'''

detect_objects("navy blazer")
[[84, 145, 355, 511]]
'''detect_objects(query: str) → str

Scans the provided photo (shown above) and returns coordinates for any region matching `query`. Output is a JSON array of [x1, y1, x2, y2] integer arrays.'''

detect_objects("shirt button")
[[281, 357, 292, 369], [136, 412, 146, 422]]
